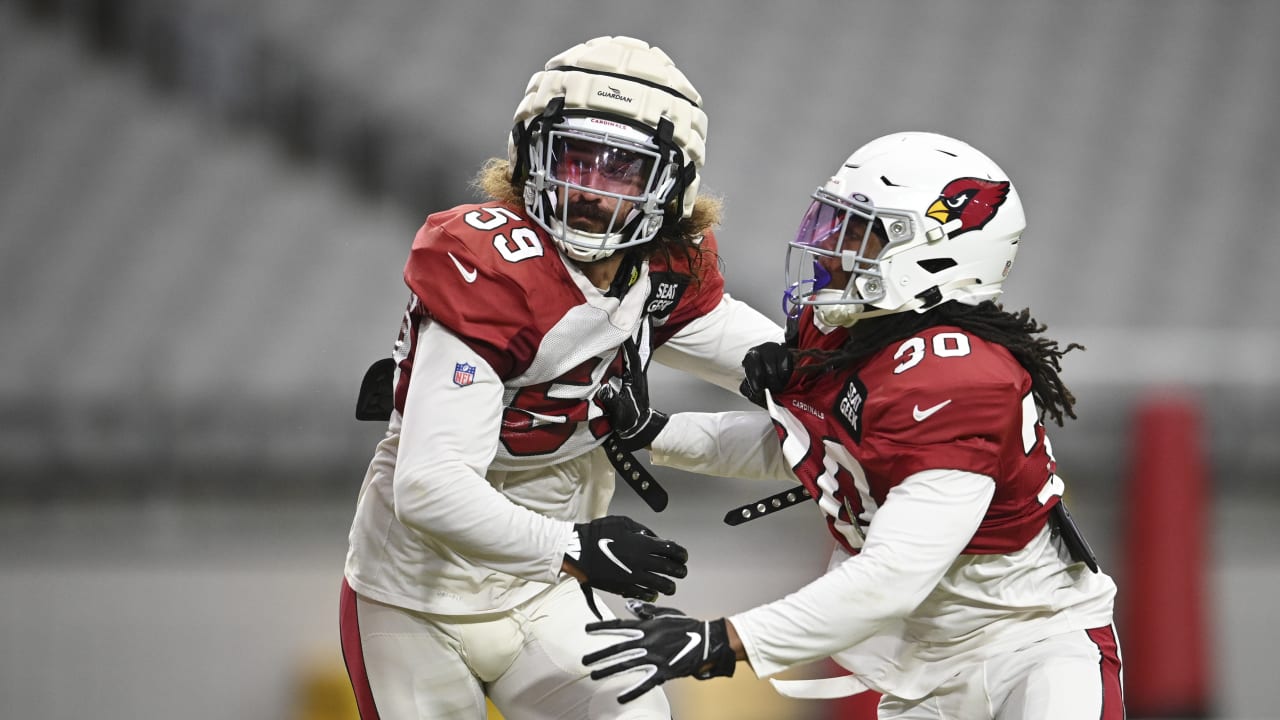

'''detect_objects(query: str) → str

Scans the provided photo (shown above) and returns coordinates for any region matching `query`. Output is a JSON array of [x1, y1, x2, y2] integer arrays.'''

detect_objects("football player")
[[338, 36, 782, 720], [588, 132, 1125, 719]]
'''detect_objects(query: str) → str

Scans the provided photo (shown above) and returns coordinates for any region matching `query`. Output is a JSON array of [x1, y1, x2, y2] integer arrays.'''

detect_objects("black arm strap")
[[723, 484, 811, 526], [1050, 500, 1100, 572], [603, 436, 669, 512]]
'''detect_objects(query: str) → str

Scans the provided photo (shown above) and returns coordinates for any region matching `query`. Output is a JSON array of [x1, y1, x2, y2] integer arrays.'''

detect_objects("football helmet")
[[509, 36, 708, 262], [783, 131, 1025, 326]]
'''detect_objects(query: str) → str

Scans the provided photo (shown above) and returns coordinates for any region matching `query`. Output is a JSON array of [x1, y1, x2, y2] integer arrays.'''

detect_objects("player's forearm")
[[730, 469, 995, 677], [649, 411, 792, 481], [392, 457, 572, 582], [725, 617, 748, 662], [393, 325, 570, 582], [652, 294, 784, 393]]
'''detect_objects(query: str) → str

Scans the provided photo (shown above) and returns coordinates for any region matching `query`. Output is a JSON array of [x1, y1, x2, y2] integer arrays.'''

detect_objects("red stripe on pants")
[[1086, 625, 1126, 719], [340, 578, 381, 720]]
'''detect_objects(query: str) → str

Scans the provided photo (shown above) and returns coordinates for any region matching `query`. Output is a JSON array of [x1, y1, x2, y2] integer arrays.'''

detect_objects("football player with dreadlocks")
[[339, 36, 781, 719], [590, 132, 1124, 719]]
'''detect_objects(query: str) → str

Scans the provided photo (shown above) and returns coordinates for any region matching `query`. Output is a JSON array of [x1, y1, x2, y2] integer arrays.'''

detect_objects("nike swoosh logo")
[[447, 252, 477, 283], [912, 399, 952, 422], [669, 631, 701, 666], [598, 538, 632, 573]]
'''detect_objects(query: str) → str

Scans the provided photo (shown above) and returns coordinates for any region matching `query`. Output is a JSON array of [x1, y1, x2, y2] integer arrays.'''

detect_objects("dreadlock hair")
[[472, 157, 724, 285], [801, 300, 1084, 426]]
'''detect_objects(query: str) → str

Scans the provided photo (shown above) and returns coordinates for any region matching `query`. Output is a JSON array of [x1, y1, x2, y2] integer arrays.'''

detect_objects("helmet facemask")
[[783, 189, 917, 325], [524, 113, 683, 262]]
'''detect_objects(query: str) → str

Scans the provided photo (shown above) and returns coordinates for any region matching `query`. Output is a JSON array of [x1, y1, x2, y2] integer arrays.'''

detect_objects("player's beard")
[[566, 206, 610, 233], [565, 196, 633, 234]]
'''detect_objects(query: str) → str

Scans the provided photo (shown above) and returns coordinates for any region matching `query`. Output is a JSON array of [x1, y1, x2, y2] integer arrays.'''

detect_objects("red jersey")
[[345, 201, 782, 616], [395, 202, 725, 466], [773, 313, 1061, 555]]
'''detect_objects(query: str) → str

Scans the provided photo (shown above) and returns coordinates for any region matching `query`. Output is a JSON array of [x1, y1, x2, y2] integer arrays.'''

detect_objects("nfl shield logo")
[[453, 362, 476, 387]]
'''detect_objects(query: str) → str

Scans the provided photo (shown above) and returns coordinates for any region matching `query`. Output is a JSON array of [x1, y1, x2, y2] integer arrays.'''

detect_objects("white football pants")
[[877, 625, 1124, 720], [340, 577, 672, 720]]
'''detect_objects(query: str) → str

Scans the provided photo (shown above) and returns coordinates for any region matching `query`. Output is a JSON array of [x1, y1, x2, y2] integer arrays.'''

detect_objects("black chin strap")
[[652, 117, 694, 224]]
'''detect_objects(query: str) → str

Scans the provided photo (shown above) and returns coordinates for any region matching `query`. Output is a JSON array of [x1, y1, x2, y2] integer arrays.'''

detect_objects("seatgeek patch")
[[834, 374, 866, 443], [645, 271, 688, 322]]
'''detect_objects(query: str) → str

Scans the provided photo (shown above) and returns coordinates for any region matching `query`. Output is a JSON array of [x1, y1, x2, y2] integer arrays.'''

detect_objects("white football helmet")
[[783, 131, 1025, 327], [509, 36, 708, 262]]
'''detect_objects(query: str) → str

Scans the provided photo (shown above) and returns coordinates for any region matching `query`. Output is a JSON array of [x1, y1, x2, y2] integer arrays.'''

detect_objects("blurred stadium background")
[[1, 0, 1278, 718]]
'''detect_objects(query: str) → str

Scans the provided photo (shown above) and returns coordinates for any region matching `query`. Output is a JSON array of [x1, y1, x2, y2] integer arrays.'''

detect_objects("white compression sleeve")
[[394, 320, 572, 583], [649, 410, 794, 482], [730, 468, 995, 677]]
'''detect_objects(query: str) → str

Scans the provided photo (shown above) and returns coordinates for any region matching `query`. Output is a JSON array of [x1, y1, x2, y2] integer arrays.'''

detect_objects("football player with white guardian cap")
[[339, 36, 781, 720], [587, 132, 1125, 719], [510, 36, 707, 262]]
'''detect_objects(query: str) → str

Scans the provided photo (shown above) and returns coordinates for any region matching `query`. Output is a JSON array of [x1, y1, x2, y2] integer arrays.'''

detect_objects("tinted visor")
[[782, 192, 883, 317], [550, 137, 656, 198], [793, 199, 853, 254]]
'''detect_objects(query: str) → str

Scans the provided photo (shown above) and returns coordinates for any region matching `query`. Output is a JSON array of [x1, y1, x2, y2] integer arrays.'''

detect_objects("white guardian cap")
[[509, 36, 708, 262]]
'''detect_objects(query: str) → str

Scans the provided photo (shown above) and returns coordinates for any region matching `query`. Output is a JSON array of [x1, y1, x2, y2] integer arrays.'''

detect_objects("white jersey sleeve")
[[730, 468, 994, 677], [394, 319, 573, 582], [652, 293, 783, 393], [649, 410, 793, 482]]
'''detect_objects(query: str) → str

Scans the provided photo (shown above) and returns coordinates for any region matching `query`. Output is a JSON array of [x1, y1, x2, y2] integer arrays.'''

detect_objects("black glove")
[[584, 600, 737, 704], [739, 341, 795, 408], [565, 516, 688, 602], [598, 338, 668, 451]]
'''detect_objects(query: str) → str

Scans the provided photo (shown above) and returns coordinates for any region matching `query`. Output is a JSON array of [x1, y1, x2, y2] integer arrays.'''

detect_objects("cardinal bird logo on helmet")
[[925, 177, 1011, 237]]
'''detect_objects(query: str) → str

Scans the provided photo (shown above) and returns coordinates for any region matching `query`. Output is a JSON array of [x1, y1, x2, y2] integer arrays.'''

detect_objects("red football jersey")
[[393, 202, 726, 463], [773, 314, 1062, 555]]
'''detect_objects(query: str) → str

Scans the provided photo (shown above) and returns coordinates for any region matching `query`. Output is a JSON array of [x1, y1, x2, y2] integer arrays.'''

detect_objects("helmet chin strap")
[[813, 277, 985, 327], [815, 302, 905, 328], [547, 203, 646, 262], [556, 232, 614, 262]]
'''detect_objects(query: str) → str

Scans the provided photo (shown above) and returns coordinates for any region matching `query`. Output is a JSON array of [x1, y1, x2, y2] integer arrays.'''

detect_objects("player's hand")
[[598, 338, 668, 451], [739, 341, 794, 408], [565, 516, 688, 601], [584, 600, 736, 704]]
